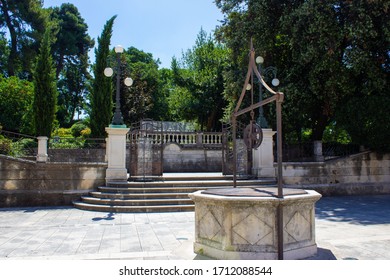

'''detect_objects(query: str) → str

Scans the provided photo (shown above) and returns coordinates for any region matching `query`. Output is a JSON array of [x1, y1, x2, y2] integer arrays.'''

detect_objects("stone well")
[[189, 187, 321, 260]]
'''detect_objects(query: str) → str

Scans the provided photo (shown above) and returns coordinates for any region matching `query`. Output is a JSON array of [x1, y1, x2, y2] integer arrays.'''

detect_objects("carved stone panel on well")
[[284, 211, 312, 243], [232, 206, 275, 246], [198, 204, 223, 243]]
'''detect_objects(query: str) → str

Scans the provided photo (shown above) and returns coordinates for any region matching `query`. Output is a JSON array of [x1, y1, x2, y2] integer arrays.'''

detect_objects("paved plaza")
[[0, 194, 389, 260]]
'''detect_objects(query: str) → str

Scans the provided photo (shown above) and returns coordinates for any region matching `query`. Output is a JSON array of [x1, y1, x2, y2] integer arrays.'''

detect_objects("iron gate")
[[222, 121, 251, 176], [128, 119, 163, 178]]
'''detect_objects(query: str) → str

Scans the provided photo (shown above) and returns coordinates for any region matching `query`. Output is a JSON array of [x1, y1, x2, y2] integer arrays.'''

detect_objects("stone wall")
[[48, 149, 106, 163], [163, 143, 222, 172], [282, 152, 390, 196], [0, 155, 106, 207]]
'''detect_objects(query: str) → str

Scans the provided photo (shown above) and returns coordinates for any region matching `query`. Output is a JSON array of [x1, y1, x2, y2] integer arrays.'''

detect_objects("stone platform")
[[189, 187, 321, 260]]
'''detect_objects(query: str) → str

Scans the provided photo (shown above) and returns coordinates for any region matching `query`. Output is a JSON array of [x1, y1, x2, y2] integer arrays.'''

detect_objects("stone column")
[[313, 140, 324, 162], [252, 129, 276, 178], [36, 136, 48, 162], [105, 127, 130, 183]]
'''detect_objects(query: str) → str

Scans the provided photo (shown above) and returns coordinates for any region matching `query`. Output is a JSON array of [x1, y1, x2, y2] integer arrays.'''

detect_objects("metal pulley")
[[243, 122, 263, 149]]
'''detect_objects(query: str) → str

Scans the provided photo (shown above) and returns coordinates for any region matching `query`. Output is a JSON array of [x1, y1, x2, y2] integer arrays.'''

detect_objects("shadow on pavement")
[[315, 194, 390, 225]]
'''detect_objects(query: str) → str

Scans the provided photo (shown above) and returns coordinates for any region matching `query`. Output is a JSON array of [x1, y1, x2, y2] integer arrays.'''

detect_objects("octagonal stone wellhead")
[[189, 187, 321, 260]]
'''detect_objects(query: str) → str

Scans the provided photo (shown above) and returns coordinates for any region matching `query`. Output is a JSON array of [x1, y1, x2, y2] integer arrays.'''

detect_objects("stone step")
[[81, 196, 193, 206], [97, 185, 232, 194], [129, 174, 234, 182], [108, 179, 276, 188], [90, 191, 191, 199], [73, 201, 195, 213], [73, 174, 277, 213]]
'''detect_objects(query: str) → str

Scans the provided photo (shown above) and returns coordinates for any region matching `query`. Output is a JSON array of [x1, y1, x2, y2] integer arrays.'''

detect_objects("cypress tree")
[[32, 29, 58, 137], [90, 15, 116, 137]]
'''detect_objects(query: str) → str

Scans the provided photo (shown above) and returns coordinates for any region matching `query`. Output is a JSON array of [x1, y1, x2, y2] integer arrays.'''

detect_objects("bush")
[[80, 127, 91, 138], [70, 122, 88, 138], [10, 138, 37, 157], [53, 127, 72, 137], [0, 135, 12, 155]]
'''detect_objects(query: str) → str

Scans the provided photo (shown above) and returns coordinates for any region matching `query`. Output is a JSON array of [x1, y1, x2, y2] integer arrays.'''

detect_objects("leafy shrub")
[[80, 127, 91, 138], [53, 127, 72, 137], [10, 138, 37, 157], [0, 135, 12, 155], [70, 122, 88, 138]]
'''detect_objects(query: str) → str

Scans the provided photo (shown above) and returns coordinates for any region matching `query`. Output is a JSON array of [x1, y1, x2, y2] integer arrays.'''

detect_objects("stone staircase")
[[73, 173, 276, 213]]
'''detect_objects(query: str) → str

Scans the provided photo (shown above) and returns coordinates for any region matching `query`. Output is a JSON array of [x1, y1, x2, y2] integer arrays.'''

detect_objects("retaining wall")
[[0, 155, 106, 207], [282, 152, 390, 196]]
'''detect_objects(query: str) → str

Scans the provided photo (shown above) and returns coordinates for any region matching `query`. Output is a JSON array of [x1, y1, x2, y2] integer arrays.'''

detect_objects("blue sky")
[[43, 0, 224, 68]]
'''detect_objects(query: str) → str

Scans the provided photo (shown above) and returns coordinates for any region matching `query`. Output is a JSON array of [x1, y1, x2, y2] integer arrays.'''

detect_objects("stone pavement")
[[0, 194, 389, 260]]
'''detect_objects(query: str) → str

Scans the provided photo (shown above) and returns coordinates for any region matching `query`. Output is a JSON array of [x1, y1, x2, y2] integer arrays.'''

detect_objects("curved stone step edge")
[[90, 191, 191, 199], [108, 179, 276, 188], [73, 201, 194, 213], [80, 196, 193, 206]]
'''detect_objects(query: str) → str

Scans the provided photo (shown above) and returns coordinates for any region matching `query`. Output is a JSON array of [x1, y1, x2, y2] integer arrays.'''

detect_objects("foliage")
[[336, 95, 390, 152], [70, 121, 88, 137], [215, 0, 389, 149], [0, 75, 34, 133], [0, 0, 48, 78], [80, 127, 91, 138], [154, 68, 173, 121], [53, 127, 72, 137], [170, 29, 230, 131], [0, 134, 12, 154], [10, 137, 36, 157], [32, 29, 58, 137], [114, 47, 159, 125], [56, 54, 90, 126], [48, 3, 93, 127], [49, 3, 94, 78], [90, 16, 115, 137]]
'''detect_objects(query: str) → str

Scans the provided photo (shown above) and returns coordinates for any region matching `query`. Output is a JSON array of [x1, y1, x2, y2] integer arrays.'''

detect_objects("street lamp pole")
[[255, 56, 279, 128], [104, 45, 133, 127]]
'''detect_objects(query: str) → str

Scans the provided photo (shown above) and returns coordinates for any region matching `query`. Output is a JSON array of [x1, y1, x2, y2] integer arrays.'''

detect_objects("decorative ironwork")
[[128, 119, 163, 178], [243, 122, 263, 150], [231, 39, 285, 259]]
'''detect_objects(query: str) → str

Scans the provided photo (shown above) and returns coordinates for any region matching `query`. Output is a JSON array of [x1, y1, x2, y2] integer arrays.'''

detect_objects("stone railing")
[[128, 131, 223, 148]]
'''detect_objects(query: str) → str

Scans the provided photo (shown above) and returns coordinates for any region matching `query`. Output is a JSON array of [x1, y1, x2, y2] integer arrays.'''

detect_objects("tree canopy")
[[32, 29, 57, 137], [0, 0, 388, 153], [90, 15, 115, 137], [170, 29, 230, 131], [215, 0, 389, 150], [0, 0, 47, 78]]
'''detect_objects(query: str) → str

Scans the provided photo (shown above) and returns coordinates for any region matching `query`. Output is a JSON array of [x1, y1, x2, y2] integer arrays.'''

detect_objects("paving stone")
[[0, 194, 389, 260]]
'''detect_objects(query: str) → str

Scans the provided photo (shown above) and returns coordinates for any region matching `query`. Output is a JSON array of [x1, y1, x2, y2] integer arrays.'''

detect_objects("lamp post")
[[255, 56, 279, 128], [104, 45, 133, 127]]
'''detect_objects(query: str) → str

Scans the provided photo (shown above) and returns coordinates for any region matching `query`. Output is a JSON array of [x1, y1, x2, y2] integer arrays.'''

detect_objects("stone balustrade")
[[128, 131, 223, 147]]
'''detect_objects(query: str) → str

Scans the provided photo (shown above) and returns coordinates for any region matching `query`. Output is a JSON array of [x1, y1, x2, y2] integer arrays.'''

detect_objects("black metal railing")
[[278, 142, 361, 162], [0, 130, 37, 158]]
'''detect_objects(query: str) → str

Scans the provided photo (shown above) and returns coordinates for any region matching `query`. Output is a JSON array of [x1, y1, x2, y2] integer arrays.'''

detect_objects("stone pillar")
[[252, 129, 276, 178], [313, 140, 324, 162], [105, 127, 130, 183], [36, 136, 48, 162]]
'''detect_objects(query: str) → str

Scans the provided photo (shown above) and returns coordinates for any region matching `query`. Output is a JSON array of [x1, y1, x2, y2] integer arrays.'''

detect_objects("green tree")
[[0, 0, 47, 77], [0, 33, 9, 74], [90, 16, 115, 137], [32, 29, 57, 137], [154, 68, 172, 121], [49, 3, 94, 78], [56, 53, 90, 126], [0, 75, 33, 133], [48, 3, 94, 127], [171, 29, 229, 130], [116, 46, 159, 125], [215, 0, 389, 149]]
